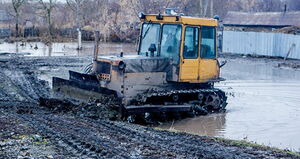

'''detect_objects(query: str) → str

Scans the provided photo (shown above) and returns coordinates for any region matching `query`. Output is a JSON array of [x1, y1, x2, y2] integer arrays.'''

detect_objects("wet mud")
[[0, 54, 299, 158]]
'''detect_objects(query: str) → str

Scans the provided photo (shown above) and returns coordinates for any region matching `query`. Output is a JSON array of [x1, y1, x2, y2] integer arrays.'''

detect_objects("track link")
[[133, 88, 227, 113]]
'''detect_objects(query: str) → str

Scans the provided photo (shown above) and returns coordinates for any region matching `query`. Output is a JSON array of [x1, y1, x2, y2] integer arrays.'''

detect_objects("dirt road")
[[0, 55, 299, 158]]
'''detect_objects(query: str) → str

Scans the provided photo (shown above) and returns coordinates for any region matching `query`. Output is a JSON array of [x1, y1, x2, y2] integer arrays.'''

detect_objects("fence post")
[[284, 43, 296, 61]]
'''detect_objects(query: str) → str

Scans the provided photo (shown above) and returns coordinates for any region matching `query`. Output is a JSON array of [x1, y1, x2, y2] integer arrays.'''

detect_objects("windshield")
[[139, 23, 160, 56]]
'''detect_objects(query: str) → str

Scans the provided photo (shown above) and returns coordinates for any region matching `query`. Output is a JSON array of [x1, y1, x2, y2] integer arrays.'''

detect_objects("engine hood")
[[97, 55, 172, 73]]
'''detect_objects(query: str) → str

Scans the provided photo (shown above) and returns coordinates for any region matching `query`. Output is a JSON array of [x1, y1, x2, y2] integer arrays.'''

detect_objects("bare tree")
[[282, 0, 300, 11], [66, 0, 84, 27], [199, 0, 213, 17], [38, 0, 56, 39], [126, 0, 173, 15], [11, 0, 26, 37]]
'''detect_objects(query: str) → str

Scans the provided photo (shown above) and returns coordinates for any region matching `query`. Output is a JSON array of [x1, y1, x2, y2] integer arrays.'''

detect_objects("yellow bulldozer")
[[53, 10, 227, 121]]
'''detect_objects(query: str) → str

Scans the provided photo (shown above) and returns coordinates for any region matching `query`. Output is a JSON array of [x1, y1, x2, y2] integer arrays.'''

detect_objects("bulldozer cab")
[[138, 13, 220, 83]]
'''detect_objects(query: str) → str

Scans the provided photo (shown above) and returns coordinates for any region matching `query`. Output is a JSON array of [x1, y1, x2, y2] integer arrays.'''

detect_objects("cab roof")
[[141, 14, 218, 27]]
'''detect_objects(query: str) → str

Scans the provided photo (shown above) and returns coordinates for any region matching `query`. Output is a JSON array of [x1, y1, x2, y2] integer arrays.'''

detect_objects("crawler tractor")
[[53, 10, 227, 120]]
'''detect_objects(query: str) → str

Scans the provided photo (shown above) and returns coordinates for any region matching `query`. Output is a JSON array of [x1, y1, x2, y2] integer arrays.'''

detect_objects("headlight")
[[138, 12, 145, 20], [213, 15, 220, 21]]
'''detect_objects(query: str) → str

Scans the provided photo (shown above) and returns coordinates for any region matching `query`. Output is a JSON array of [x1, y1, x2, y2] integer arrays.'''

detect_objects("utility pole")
[[76, 1, 82, 50], [67, 0, 83, 50]]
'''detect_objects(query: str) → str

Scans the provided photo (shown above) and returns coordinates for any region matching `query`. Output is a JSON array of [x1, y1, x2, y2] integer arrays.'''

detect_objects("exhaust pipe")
[[93, 31, 100, 61]]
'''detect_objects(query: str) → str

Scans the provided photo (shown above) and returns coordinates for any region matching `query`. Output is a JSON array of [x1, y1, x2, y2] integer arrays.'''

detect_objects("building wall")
[[222, 31, 300, 59]]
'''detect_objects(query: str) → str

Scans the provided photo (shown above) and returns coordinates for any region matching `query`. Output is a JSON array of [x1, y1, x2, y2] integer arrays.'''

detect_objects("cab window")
[[200, 26, 216, 59], [139, 23, 161, 56], [160, 24, 182, 63], [183, 26, 199, 59]]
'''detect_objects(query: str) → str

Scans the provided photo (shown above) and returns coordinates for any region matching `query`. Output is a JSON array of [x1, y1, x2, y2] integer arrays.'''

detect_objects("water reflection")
[[0, 42, 136, 56], [159, 113, 226, 137], [15, 42, 19, 53]]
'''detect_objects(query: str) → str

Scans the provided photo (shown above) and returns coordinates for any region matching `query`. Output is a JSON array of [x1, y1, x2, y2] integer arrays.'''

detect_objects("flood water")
[[0, 41, 136, 56], [1, 42, 299, 152], [159, 58, 300, 152]]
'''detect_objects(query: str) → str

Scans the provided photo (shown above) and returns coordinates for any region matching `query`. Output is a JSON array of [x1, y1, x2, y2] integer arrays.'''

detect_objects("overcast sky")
[[0, 0, 67, 3]]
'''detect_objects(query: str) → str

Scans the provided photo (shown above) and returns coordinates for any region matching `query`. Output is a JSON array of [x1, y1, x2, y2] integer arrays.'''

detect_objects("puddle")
[[158, 58, 300, 151], [0, 42, 136, 56]]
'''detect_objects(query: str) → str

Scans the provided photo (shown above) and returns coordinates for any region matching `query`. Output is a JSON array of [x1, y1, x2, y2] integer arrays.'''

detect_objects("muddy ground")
[[0, 55, 299, 158], [221, 53, 300, 70]]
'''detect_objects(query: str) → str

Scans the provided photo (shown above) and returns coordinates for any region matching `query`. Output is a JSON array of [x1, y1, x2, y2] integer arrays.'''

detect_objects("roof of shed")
[[223, 11, 300, 27]]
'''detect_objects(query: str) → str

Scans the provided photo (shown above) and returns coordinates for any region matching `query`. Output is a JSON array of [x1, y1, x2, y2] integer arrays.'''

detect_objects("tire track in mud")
[[20, 114, 130, 158], [55, 117, 179, 158], [18, 113, 283, 159], [0, 69, 50, 103], [20, 114, 181, 158], [97, 121, 255, 159], [40, 116, 132, 158]]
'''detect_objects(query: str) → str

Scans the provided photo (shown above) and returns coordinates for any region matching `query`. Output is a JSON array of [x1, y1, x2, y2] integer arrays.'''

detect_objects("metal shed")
[[223, 11, 300, 27]]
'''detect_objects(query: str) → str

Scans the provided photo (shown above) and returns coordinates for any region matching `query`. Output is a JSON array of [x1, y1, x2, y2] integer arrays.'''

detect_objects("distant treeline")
[[0, 0, 299, 42]]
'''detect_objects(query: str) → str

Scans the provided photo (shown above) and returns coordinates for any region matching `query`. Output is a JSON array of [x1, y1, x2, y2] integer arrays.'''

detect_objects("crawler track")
[[135, 88, 227, 110]]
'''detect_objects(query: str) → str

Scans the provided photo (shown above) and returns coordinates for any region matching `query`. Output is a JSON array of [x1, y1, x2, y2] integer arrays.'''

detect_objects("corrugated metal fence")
[[222, 31, 300, 59]]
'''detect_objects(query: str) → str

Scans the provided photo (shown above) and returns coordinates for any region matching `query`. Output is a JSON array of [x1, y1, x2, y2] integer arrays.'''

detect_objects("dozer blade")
[[69, 71, 99, 86], [52, 71, 116, 100]]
